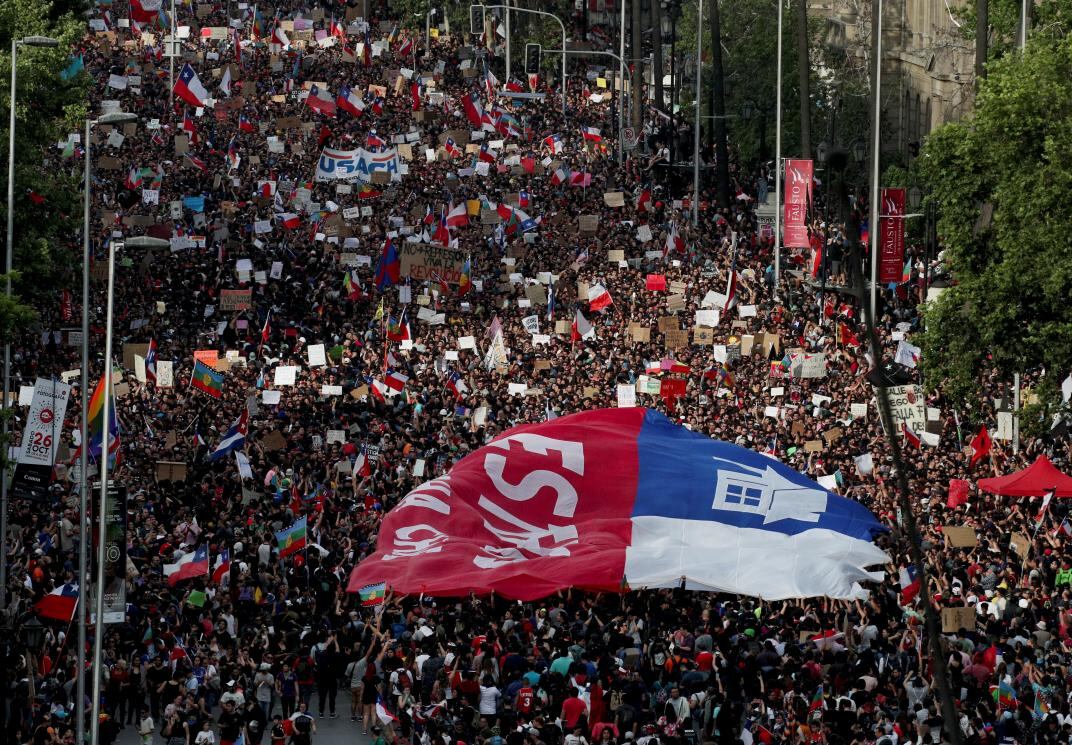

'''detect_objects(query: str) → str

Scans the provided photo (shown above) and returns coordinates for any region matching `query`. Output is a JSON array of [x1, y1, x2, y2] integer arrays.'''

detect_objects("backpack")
[[608, 689, 624, 712]]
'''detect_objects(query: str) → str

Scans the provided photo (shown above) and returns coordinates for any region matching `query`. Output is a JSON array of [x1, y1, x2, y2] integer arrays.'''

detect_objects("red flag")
[[410, 82, 421, 111], [946, 479, 970, 508], [969, 426, 992, 466]]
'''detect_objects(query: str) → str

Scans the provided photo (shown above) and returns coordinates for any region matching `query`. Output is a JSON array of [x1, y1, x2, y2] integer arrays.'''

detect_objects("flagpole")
[[169, 0, 176, 106], [773, 0, 783, 299]]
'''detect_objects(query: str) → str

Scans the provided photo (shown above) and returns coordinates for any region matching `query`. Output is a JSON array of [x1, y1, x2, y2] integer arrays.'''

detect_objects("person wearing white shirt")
[[478, 677, 501, 717]]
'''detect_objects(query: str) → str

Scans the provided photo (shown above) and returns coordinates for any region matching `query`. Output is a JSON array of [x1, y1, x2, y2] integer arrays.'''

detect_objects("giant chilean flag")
[[348, 409, 889, 601]]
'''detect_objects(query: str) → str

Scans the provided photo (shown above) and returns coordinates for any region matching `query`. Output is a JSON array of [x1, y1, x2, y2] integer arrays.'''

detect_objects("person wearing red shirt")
[[516, 684, 535, 715], [561, 691, 588, 731]]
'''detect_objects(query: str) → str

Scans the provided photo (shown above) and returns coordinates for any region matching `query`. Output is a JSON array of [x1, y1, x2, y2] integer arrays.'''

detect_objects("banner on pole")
[[11, 378, 72, 501], [783, 159, 812, 248], [91, 481, 128, 624], [879, 187, 906, 284]]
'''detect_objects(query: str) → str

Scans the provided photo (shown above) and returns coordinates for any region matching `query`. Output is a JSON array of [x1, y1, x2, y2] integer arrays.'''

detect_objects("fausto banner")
[[783, 159, 813, 248], [879, 187, 906, 284]]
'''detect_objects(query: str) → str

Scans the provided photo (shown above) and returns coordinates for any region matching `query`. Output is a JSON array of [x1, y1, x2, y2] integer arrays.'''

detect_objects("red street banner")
[[783, 159, 812, 248], [879, 187, 906, 284]]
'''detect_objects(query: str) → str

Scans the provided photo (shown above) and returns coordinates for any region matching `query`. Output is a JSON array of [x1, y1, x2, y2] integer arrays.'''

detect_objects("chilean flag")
[[212, 550, 231, 584], [518, 189, 530, 208], [551, 168, 568, 186], [375, 696, 398, 725], [35, 583, 79, 621], [173, 63, 209, 107], [898, 565, 921, 602], [444, 138, 462, 158], [462, 92, 484, 127], [581, 126, 602, 142], [587, 283, 613, 312], [239, 113, 256, 133], [347, 409, 890, 600], [572, 309, 595, 342], [478, 143, 497, 163], [385, 370, 409, 392], [543, 134, 563, 154], [337, 86, 365, 116], [278, 213, 301, 230], [665, 223, 685, 255], [164, 545, 210, 586], [145, 338, 158, 384], [305, 85, 337, 116]]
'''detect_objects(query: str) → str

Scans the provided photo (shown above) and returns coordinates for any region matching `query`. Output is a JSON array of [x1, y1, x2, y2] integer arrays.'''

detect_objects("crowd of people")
[[3, 3, 1072, 745]]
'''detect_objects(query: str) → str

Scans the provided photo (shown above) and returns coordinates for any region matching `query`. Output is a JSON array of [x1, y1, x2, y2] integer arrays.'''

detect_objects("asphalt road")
[[115, 694, 375, 745]]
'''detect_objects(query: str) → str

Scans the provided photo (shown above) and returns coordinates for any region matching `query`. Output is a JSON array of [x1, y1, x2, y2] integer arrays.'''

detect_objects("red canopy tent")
[[977, 455, 1072, 498]]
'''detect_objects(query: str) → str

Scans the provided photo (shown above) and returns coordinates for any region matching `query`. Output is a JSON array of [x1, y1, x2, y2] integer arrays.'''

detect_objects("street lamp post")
[[692, 0, 703, 226], [774, 0, 783, 294], [83, 110, 140, 745], [1, 30, 59, 632], [868, 0, 884, 324]]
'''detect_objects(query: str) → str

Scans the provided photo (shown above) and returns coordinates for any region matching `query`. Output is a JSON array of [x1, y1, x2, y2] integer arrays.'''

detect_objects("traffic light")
[[470, 4, 485, 35], [525, 43, 542, 75]]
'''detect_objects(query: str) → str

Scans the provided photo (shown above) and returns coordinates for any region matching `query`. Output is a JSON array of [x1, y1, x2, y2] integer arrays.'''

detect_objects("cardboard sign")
[[122, 343, 150, 372], [155, 461, 187, 482], [942, 526, 978, 548], [658, 317, 679, 333], [630, 326, 650, 343], [941, 606, 977, 633], [578, 215, 599, 233], [693, 328, 714, 345], [804, 440, 824, 453], [261, 430, 287, 451], [664, 329, 688, 349], [822, 427, 843, 445], [399, 243, 465, 282], [534, 359, 552, 371], [1011, 532, 1032, 559], [219, 288, 252, 311], [603, 191, 625, 208]]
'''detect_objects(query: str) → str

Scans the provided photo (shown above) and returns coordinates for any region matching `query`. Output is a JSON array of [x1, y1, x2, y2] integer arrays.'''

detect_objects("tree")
[[0, 0, 90, 321], [917, 31, 1072, 410]]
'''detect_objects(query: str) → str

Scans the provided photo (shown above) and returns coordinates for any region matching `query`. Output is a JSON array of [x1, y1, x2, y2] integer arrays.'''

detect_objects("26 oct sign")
[[315, 147, 401, 182]]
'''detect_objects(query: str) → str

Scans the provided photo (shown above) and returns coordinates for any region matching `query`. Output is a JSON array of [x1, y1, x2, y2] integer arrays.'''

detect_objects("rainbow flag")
[[78, 373, 121, 465], [359, 581, 386, 606], [276, 516, 307, 558], [190, 360, 224, 398], [343, 270, 361, 300]]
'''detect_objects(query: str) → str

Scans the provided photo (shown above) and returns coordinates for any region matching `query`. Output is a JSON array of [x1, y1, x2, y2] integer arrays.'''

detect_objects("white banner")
[[18, 378, 71, 467], [315, 147, 401, 182]]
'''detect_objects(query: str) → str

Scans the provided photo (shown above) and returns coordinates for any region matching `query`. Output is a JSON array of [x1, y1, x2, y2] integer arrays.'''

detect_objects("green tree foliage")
[[0, 0, 89, 336], [957, 0, 1072, 60], [917, 32, 1072, 409]]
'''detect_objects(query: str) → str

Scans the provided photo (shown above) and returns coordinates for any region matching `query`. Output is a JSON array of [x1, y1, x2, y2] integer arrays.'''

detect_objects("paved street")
[[116, 695, 374, 745]]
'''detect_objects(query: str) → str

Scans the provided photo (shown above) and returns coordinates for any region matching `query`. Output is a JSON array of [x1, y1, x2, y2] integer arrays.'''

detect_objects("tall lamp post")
[[1, 33, 59, 619], [661, 0, 682, 166], [82, 110, 140, 745], [89, 235, 168, 745]]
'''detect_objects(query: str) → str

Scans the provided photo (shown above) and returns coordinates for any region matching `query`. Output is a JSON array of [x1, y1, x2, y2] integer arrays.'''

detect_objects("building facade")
[[816, 0, 976, 159]]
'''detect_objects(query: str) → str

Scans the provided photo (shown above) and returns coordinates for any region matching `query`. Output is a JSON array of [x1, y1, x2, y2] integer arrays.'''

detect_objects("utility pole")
[[652, 0, 664, 115], [632, 0, 643, 131], [710, 0, 730, 208], [975, 0, 988, 84], [796, 0, 811, 158]]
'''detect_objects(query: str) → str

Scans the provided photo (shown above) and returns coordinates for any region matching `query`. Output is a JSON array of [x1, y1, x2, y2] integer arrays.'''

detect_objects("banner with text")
[[879, 187, 906, 284], [315, 147, 400, 182], [783, 159, 813, 248], [399, 243, 466, 282], [11, 378, 72, 501]]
